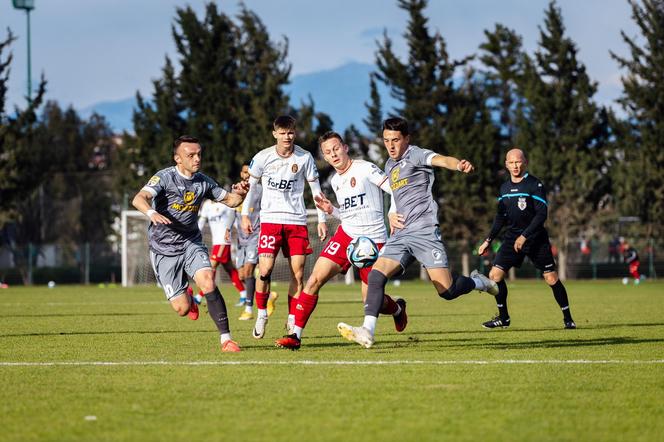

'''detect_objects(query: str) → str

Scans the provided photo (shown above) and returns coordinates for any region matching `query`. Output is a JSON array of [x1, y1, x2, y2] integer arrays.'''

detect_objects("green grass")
[[1, 280, 662, 442]]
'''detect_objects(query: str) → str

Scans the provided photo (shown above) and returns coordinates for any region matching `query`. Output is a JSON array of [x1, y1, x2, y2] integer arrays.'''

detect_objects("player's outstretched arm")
[[221, 180, 249, 208], [431, 155, 474, 173], [132, 190, 171, 225]]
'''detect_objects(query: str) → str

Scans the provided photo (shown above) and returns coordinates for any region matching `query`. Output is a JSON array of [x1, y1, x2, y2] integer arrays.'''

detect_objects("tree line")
[[1, 0, 662, 282]]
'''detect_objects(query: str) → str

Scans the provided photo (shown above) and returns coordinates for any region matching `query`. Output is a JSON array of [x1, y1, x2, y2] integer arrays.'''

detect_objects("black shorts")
[[493, 237, 556, 273]]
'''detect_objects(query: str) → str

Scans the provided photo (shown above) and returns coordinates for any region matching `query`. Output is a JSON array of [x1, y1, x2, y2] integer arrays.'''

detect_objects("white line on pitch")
[[1, 360, 663, 367]]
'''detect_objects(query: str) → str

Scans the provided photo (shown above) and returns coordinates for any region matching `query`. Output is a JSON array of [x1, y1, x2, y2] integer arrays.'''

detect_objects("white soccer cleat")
[[337, 323, 374, 349], [252, 316, 268, 339], [470, 270, 499, 296]]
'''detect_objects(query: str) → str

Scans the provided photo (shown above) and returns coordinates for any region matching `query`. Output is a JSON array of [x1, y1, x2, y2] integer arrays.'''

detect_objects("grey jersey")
[[142, 166, 228, 255], [385, 145, 438, 233]]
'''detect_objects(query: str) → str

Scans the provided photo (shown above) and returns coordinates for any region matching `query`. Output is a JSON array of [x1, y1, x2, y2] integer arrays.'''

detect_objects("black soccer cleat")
[[564, 319, 577, 329], [482, 315, 510, 329]]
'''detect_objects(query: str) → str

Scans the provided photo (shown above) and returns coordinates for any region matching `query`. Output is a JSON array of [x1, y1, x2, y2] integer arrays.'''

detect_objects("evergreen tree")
[[514, 1, 610, 278], [479, 24, 525, 155], [363, 73, 383, 140], [610, 0, 664, 239]]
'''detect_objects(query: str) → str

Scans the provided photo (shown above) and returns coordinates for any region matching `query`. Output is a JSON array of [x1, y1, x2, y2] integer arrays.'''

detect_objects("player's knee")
[[489, 267, 504, 282], [174, 304, 189, 316], [367, 269, 388, 289], [259, 272, 271, 283], [543, 272, 558, 285]]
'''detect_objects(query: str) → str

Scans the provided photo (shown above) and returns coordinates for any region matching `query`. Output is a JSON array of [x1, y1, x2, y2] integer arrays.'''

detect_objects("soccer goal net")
[[121, 210, 344, 287]]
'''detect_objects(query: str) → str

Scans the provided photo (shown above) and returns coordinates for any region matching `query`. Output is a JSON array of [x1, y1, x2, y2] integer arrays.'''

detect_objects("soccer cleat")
[[275, 334, 301, 350], [337, 323, 374, 348], [393, 298, 408, 332], [482, 314, 510, 329], [564, 319, 577, 329], [238, 311, 254, 321], [221, 340, 241, 352], [187, 295, 199, 321], [266, 291, 279, 317], [470, 270, 499, 296], [252, 316, 268, 339], [234, 297, 247, 307]]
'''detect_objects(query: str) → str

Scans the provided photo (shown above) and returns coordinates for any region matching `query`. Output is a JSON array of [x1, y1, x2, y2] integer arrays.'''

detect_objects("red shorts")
[[320, 226, 384, 284], [629, 260, 640, 275], [258, 223, 312, 257], [210, 244, 231, 264]]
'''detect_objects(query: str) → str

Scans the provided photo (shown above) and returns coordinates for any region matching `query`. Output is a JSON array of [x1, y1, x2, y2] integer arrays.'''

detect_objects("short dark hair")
[[318, 131, 344, 148], [173, 135, 200, 155], [382, 117, 409, 136], [273, 115, 297, 131]]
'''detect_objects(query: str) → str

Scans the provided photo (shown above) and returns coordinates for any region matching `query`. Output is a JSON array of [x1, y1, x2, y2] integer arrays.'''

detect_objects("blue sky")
[[0, 0, 637, 111]]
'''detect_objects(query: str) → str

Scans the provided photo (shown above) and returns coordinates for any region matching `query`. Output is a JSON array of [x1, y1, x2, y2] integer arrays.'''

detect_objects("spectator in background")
[[609, 236, 621, 263], [621, 240, 642, 285]]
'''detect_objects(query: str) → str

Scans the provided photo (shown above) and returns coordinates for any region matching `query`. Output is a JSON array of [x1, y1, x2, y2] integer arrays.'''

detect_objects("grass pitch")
[[1, 279, 662, 441]]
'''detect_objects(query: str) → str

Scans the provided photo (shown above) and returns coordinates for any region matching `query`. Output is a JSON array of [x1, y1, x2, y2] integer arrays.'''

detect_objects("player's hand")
[[314, 194, 333, 215], [514, 235, 526, 252], [478, 240, 489, 256], [457, 159, 474, 174], [149, 212, 171, 225], [388, 212, 405, 234], [225, 228, 231, 243], [241, 215, 252, 234], [317, 222, 328, 241], [232, 180, 249, 196]]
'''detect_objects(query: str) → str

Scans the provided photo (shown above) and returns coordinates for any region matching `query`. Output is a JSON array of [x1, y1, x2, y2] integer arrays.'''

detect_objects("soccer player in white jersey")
[[275, 131, 407, 350], [241, 115, 328, 340], [132, 135, 248, 353], [196, 199, 246, 305]]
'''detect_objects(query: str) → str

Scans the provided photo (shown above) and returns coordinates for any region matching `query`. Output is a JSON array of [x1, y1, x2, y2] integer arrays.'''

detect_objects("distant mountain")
[[82, 62, 398, 134], [285, 61, 398, 132]]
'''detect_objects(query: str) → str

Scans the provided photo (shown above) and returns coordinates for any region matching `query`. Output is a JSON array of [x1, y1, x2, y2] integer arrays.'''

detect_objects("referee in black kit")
[[477, 148, 576, 330]]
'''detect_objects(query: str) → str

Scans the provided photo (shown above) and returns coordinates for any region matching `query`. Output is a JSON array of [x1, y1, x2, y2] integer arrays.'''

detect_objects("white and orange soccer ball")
[[346, 236, 379, 269]]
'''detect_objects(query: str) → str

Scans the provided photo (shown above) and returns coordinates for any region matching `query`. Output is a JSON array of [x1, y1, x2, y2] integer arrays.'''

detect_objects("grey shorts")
[[150, 242, 212, 301], [236, 234, 259, 267], [379, 225, 449, 271]]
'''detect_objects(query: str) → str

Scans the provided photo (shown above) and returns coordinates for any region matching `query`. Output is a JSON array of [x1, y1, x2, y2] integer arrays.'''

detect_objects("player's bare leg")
[[193, 268, 239, 351]]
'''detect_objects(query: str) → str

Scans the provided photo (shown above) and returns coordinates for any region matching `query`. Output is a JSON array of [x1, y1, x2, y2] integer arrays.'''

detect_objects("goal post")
[[121, 209, 346, 288]]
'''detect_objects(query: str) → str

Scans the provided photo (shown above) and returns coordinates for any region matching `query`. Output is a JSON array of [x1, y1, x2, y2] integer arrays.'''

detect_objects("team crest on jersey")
[[518, 197, 527, 210], [291, 163, 298, 173], [184, 191, 196, 205], [350, 177, 356, 188], [147, 175, 160, 186]]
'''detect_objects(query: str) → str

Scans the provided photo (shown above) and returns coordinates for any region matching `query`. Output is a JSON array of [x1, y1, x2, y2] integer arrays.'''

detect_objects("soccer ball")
[[47, 281, 56, 289], [622, 277, 629, 285], [346, 236, 379, 269]]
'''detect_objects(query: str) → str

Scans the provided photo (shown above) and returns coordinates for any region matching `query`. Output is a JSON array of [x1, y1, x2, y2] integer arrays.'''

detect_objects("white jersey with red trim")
[[331, 159, 389, 243], [198, 200, 236, 245], [246, 145, 319, 225]]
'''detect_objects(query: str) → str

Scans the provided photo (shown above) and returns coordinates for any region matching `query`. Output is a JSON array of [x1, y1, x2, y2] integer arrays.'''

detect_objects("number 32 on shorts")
[[260, 235, 276, 250]]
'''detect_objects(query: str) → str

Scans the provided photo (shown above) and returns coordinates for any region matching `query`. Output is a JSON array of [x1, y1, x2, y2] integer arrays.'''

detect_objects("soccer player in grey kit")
[[338, 118, 498, 348], [132, 135, 249, 352]]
